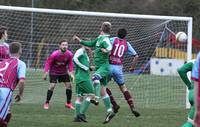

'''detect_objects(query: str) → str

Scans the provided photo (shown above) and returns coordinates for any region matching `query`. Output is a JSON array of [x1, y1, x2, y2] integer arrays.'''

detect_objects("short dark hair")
[[117, 28, 127, 39], [9, 42, 21, 54], [59, 39, 68, 45], [0, 26, 7, 39], [101, 22, 111, 34]]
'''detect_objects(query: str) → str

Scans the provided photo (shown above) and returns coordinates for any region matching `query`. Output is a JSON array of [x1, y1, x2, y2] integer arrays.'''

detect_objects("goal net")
[[0, 6, 193, 108]]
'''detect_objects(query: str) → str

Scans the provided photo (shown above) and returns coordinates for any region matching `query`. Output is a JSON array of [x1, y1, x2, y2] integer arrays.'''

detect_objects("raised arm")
[[127, 42, 139, 71], [73, 35, 98, 47], [80, 38, 98, 47]]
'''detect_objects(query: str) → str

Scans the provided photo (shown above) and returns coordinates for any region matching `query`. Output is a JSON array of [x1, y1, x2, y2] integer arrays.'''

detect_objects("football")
[[175, 31, 187, 43]]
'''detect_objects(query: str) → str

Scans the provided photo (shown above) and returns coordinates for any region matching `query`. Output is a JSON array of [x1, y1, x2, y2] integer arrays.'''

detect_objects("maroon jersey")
[[0, 58, 26, 91], [44, 50, 74, 75], [109, 37, 128, 65], [0, 43, 10, 60]]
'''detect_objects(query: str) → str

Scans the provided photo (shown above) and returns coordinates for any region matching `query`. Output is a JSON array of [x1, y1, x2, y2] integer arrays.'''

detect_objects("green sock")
[[75, 102, 81, 116], [102, 96, 112, 113], [188, 106, 195, 119], [80, 98, 90, 114], [94, 83, 101, 98]]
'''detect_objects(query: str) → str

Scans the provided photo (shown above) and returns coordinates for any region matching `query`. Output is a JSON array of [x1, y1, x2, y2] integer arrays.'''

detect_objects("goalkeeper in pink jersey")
[[0, 26, 10, 60], [0, 42, 26, 127], [106, 28, 140, 117], [42, 39, 75, 110]]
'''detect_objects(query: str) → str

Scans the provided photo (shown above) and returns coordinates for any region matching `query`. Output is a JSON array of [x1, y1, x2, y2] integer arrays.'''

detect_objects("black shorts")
[[49, 74, 70, 83]]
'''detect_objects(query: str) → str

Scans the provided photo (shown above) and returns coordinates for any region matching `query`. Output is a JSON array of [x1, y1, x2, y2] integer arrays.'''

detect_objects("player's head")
[[59, 39, 68, 53], [101, 21, 111, 34], [0, 26, 8, 41], [9, 42, 22, 56], [117, 28, 127, 39]]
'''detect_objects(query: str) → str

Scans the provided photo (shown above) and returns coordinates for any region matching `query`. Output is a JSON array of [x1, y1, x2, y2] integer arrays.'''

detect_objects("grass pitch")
[[9, 70, 188, 127]]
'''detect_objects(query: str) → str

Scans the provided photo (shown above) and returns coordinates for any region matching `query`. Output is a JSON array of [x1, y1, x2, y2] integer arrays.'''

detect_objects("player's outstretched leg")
[[106, 88, 120, 113], [92, 75, 101, 97], [124, 90, 140, 117], [90, 75, 101, 106], [121, 86, 140, 117], [102, 92, 116, 124]]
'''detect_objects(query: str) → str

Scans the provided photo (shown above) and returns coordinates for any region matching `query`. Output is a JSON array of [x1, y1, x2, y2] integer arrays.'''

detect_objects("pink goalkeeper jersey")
[[0, 42, 10, 60], [0, 57, 26, 91], [44, 50, 74, 75]]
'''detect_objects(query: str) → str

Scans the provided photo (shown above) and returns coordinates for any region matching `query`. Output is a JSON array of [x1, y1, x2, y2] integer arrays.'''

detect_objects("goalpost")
[[0, 5, 192, 109]]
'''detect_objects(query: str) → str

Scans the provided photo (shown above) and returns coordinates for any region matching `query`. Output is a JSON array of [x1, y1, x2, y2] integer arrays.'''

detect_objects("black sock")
[[66, 89, 72, 103], [46, 90, 53, 103]]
